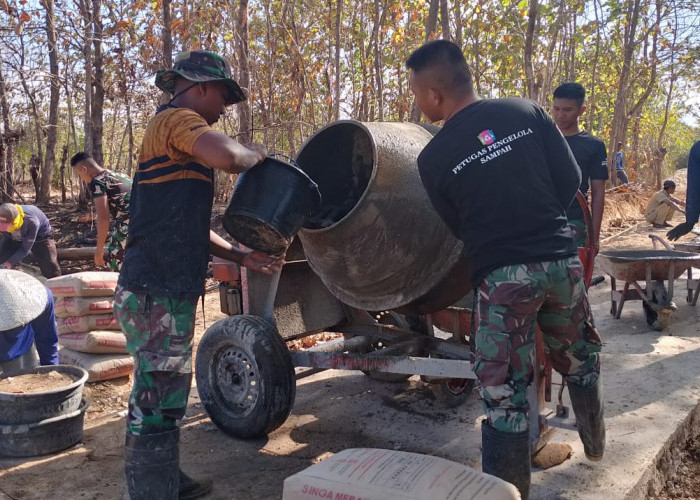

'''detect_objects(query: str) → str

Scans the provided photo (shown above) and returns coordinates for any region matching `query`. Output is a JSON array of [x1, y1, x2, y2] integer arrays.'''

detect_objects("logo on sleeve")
[[478, 129, 496, 146]]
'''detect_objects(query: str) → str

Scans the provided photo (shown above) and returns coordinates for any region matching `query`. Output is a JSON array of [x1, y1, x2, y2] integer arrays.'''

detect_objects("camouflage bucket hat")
[[155, 50, 246, 105]]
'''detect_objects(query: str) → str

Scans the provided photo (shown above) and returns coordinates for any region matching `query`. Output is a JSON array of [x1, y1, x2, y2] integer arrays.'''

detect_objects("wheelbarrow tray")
[[597, 250, 700, 282]]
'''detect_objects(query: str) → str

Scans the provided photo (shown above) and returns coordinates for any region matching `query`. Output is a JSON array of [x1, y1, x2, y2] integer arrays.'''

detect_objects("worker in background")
[[645, 179, 685, 229], [667, 141, 700, 241], [0, 203, 61, 278], [406, 40, 604, 499], [70, 152, 132, 271], [614, 141, 629, 185], [114, 50, 283, 500], [552, 82, 608, 256], [0, 269, 59, 375]]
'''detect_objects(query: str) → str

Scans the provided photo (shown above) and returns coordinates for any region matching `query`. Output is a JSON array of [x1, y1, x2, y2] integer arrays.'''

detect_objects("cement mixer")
[[295, 121, 470, 313], [194, 121, 554, 451]]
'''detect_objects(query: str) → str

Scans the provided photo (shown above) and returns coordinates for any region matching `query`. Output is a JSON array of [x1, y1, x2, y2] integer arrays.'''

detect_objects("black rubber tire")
[[195, 315, 296, 439], [430, 377, 475, 408]]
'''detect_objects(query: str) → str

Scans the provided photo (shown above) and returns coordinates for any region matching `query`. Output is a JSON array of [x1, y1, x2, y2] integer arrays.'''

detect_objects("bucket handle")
[[269, 152, 300, 169]]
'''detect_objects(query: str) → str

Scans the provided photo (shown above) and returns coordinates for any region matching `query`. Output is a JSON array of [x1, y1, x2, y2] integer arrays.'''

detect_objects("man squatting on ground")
[[70, 152, 132, 271], [0, 203, 62, 278], [406, 40, 605, 499], [113, 50, 283, 499], [668, 141, 700, 241], [645, 180, 685, 229], [0, 269, 59, 375], [552, 82, 608, 256]]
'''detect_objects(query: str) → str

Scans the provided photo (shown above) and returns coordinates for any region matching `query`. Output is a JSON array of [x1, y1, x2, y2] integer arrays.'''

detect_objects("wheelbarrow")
[[597, 235, 700, 330]]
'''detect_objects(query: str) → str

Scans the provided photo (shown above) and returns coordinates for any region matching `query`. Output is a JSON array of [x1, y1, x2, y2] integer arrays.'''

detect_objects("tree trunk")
[[0, 55, 14, 202], [79, 0, 93, 159], [39, 0, 60, 204], [332, 0, 342, 121], [91, 0, 104, 165], [235, 0, 252, 144], [439, 0, 450, 40], [60, 144, 68, 202], [523, 0, 539, 100], [608, 0, 641, 185], [410, 0, 440, 122]]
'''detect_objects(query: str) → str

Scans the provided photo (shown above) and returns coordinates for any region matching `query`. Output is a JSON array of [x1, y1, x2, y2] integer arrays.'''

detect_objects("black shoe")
[[180, 470, 213, 500], [125, 429, 180, 499], [652, 223, 666, 229], [567, 379, 606, 461], [481, 421, 531, 499]]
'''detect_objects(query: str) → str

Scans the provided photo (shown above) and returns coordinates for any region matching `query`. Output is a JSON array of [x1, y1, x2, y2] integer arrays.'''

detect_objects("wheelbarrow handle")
[[648, 234, 674, 251]]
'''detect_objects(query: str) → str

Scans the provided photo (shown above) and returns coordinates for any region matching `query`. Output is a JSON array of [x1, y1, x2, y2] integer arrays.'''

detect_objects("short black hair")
[[663, 180, 676, 190], [553, 82, 585, 107], [70, 152, 91, 167], [405, 40, 472, 94]]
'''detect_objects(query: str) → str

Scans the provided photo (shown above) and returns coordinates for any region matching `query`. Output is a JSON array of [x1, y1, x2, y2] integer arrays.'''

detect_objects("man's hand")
[[243, 143, 268, 165], [667, 221, 695, 241], [241, 251, 284, 275]]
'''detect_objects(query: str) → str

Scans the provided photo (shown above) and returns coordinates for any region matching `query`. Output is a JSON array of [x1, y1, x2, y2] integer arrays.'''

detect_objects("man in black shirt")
[[552, 82, 608, 255], [406, 40, 605, 499]]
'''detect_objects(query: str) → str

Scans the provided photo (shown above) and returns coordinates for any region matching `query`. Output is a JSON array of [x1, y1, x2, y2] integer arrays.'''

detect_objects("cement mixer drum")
[[296, 120, 471, 313]]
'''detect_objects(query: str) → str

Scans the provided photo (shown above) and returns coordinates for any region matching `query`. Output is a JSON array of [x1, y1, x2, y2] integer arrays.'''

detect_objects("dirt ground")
[[2, 182, 700, 499]]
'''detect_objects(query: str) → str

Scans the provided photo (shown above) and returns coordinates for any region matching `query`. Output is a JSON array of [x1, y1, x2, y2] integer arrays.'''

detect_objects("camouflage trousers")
[[113, 284, 198, 435], [105, 219, 128, 272], [474, 256, 602, 433]]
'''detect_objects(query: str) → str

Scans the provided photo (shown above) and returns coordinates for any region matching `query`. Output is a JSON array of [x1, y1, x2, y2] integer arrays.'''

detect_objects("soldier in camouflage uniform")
[[70, 152, 131, 271], [113, 51, 283, 500], [407, 41, 604, 499]]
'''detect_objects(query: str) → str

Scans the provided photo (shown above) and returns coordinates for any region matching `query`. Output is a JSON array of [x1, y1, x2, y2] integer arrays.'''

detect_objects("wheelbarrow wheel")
[[195, 314, 296, 439], [430, 377, 475, 408], [360, 312, 417, 383]]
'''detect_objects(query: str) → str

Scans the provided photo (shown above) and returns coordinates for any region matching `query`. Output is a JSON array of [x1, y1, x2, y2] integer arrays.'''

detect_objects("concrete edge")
[[626, 398, 700, 499]]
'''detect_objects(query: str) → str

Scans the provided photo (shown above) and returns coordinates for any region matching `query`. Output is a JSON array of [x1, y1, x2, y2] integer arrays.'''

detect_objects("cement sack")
[[57, 314, 120, 335], [47, 271, 119, 297], [58, 349, 133, 382], [282, 448, 520, 500], [54, 296, 114, 318], [58, 331, 127, 354]]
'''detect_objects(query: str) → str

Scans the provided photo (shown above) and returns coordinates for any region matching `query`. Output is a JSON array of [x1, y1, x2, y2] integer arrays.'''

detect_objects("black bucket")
[[223, 156, 322, 255]]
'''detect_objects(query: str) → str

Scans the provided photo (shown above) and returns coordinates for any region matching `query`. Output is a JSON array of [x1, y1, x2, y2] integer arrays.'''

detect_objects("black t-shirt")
[[564, 131, 608, 222], [418, 98, 580, 286]]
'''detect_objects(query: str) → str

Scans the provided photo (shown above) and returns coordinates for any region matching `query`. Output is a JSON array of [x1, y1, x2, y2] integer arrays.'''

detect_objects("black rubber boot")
[[179, 470, 213, 500], [124, 429, 179, 499], [568, 378, 605, 461], [481, 421, 531, 500]]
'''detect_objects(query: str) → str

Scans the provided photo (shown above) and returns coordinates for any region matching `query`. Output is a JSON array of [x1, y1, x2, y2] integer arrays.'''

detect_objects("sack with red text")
[[58, 331, 127, 354], [56, 314, 120, 335], [58, 348, 133, 382], [46, 271, 119, 298], [54, 296, 114, 318], [282, 448, 520, 500]]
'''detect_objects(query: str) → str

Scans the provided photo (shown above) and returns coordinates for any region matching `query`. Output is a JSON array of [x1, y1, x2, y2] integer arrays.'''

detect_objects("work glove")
[[666, 221, 695, 241]]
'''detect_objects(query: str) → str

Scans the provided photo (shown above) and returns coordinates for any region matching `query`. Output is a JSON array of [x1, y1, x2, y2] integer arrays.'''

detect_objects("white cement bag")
[[57, 314, 120, 335], [282, 448, 520, 500], [58, 349, 133, 382], [58, 331, 127, 354], [54, 296, 114, 318], [47, 271, 119, 297]]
